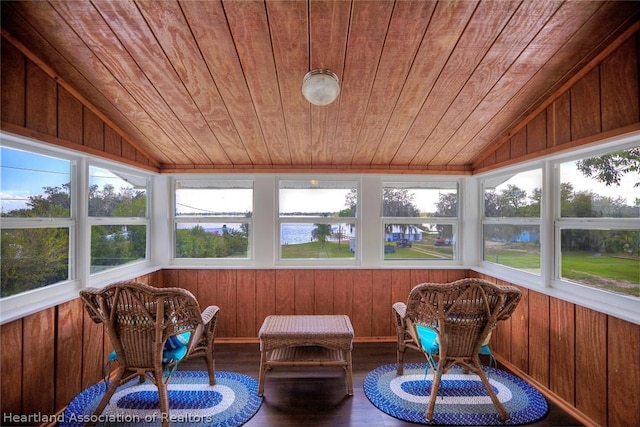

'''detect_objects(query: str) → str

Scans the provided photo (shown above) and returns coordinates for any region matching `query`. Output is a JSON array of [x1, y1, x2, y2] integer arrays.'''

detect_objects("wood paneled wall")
[[0, 268, 465, 419], [1, 35, 158, 172], [2, 268, 638, 426], [160, 268, 467, 339], [0, 271, 163, 419], [475, 30, 640, 171], [471, 272, 640, 427]]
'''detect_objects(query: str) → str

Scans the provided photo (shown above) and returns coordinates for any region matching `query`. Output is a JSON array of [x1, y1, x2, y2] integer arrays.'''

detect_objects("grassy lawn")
[[281, 241, 354, 258], [483, 248, 540, 269], [561, 251, 639, 283], [281, 242, 638, 297]]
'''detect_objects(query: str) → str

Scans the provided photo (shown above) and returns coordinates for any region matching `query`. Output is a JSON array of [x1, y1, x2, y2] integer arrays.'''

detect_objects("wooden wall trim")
[[2, 268, 639, 426], [1, 122, 159, 173], [0, 30, 160, 168], [495, 354, 599, 427], [473, 23, 640, 171]]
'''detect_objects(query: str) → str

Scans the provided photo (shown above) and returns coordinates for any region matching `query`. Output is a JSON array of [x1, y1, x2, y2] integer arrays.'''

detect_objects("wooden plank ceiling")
[[2, 1, 639, 173]]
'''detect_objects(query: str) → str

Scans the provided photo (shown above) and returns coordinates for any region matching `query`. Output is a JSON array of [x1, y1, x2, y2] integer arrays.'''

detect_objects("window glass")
[[560, 152, 639, 218], [174, 180, 252, 259], [281, 222, 355, 259], [483, 224, 541, 273], [1, 147, 71, 217], [176, 222, 249, 258], [89, 166, 147, 217], [382, 182, 458, 261], [484, 170, 541, 217], [1, 228, 70, 297], [279, 180, 356, 259], [383, 182, 457, 217], [89, 165, 149, 274], [91, 225, 146, 272], [175, 180, 252, 217], [383, 223, 456, 260], [279, 180, 356, 217], [560, 229, 639, 297], [1, 146, 72, 298]]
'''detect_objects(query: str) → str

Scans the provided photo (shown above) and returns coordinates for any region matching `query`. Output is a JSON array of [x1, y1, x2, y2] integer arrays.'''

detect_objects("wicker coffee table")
[[258, 315, 354, 396]]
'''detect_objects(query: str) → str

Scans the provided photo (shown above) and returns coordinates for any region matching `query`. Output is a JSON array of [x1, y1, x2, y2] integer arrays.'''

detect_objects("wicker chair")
[[79, 281, 220, 427], [392, 278, 521, 421]]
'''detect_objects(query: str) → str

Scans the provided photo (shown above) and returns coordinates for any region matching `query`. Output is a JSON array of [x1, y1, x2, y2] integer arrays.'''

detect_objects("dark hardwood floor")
[[181, 342, 583, 427]]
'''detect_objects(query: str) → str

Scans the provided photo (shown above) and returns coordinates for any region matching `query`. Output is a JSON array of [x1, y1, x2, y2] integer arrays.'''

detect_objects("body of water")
[[281, 223, 354, 245]]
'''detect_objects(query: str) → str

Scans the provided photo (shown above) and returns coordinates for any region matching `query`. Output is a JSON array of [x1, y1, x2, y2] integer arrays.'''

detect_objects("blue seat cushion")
[[108, 331, 191, 365], [416, 325, 493, 355], [416, 324, 439, 354]]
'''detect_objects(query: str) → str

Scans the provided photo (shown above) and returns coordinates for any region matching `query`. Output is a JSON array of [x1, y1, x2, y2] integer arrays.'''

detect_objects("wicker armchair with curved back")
[[79, 280, 220, 427], [392, 278, 522, 421]]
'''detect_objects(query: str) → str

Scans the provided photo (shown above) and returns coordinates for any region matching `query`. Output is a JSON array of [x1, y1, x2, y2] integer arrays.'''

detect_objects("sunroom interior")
[[1, 1, 639, 426]]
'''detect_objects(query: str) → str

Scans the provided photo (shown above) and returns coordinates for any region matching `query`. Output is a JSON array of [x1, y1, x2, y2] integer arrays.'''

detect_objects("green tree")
[[576, 147, 640, 187], [312, 224, 332, 246]]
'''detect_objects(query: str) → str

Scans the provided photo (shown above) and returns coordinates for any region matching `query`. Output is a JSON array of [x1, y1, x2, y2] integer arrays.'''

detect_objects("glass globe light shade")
[[302, 69, 340, 106]]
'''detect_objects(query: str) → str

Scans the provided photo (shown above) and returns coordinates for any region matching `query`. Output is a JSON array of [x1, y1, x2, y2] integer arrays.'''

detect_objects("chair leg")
[[87, 368, 125, 427], [156, 371, 171, 427], [425, 368, 441, 421], [397, 346, 406, 375], [205, 344, 216, 386], [476, 365, 509, 421]]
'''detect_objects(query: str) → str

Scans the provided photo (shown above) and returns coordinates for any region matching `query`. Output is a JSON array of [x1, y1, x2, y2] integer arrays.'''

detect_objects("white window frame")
[[478, 165, 544, 288], [86, 161, 152, 279], [474, 132, 640, 324], [169, 175, 255, 267], [0, 132, 155, 324], [380, 178, 462, 265], [276, 175, 360, 267]]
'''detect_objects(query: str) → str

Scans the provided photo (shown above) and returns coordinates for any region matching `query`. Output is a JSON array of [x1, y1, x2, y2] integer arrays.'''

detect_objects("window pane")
[[560, 150, 639, 218], [89, 166, 147, 217], [383, 182, 458, 217], [383, 223, 455, 260], [176, 223, 249, 258], [483, 225, 540, 273], [1, 147, 71, 217], [484, 170, 541, 217], [281, 222, 355, 259], [560, 229, 639, 298], [1, 228, 70, 297], [175, 180, 253, 217], [91, 225, 146, 272], [279, 180, 356, 217]]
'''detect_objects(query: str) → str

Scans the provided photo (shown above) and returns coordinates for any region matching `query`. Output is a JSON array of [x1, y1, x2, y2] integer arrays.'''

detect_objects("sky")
[[2, 146, 638, 215]]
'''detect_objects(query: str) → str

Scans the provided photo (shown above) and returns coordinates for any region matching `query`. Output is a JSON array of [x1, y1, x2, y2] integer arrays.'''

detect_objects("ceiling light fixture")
[[302, 69, 340, 106]]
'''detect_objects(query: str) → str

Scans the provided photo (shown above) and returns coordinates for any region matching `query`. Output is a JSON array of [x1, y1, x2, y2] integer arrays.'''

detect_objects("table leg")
[[345, 349, 353, 396], [258, 350, 267, 396]]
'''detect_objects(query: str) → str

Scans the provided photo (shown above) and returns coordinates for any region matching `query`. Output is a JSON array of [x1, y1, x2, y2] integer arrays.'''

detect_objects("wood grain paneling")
[[528, 291, 550, 387], [26, 60, 56, 137], [601, 36, 639, 132], [550, 298, 576, 405], [571, 67, 601, 141], [575, 306, 607, 426], [0, 319, 22, 414], [55, 299, 84, 410], [22, 308, 55, 415], [58, 87, 83, 145], [1, 40, 25, 127], [607, 316, 640, 427], [81, 308, 103, 390], [510, 286, 529, 373]]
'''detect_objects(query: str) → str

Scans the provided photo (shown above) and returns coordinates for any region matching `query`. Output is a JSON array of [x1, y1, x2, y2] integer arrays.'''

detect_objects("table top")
[[259, 315, 354, 351]]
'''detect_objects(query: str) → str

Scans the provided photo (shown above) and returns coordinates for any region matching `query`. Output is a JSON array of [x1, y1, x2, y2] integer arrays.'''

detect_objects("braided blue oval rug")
[[364, 364, 548, 425], [60, 371, 262, 427]]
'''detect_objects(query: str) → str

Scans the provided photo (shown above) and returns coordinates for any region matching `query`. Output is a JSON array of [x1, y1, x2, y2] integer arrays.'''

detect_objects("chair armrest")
[[392, 302, 407, 320], [201, 305, 220, 326]]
